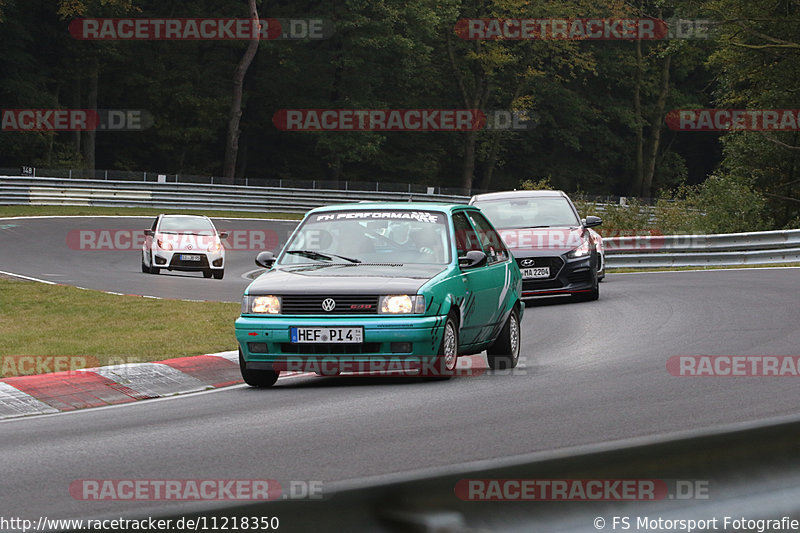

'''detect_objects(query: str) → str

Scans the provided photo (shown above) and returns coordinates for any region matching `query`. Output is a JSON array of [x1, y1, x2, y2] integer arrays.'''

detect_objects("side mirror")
[[583, 216, 602, 228], [219, 231, 229, 239], [144, 229, 154, 237], [255, 251, 276, 268], [458, 250, 487, 269]]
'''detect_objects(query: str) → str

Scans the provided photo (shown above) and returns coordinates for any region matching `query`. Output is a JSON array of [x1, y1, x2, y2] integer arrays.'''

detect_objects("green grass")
[[607, 262, 800, 274], [0, 278, 240, 376], [0, 205, 304, 220]]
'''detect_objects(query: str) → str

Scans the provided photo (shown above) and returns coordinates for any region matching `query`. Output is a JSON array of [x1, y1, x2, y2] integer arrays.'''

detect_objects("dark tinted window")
[[452, 212, 482, 257], [467, 211, 509, 264]]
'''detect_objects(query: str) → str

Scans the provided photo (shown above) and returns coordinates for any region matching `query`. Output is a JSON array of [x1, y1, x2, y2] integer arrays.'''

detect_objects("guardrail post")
[[104, 170, 108, 180]]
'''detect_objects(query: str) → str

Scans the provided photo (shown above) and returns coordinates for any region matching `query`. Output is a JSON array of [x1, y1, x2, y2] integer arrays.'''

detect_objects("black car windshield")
[[472, 197, 580, 228], [279, 210, 451, 265], [158, 216, 215, 234]]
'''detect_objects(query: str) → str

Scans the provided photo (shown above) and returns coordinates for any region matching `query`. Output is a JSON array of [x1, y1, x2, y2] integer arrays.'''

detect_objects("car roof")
[[307, 202, 476, 215], [470, 189, 568, 202], [157, 214, 213, 222]]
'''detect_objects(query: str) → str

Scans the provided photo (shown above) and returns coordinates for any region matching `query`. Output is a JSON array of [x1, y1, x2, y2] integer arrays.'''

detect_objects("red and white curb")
[[0, 351, 245, 420], [0, 351, 488, 420]]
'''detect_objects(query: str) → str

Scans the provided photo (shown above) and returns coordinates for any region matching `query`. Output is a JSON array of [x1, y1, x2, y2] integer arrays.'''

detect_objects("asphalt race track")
[[1, 217, 800, 524], [0, 216, 300, 302]]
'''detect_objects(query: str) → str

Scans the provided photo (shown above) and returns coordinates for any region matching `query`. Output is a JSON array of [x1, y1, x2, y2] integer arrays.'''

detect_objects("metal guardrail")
[[3, 176, 798, 267], [1, 167, 479, 196], [604, 229, 800, 268], [0, 176, 470, 213]]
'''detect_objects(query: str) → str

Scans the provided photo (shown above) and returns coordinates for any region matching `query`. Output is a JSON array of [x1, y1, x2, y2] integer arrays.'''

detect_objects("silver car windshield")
[[279, 210, 451, 265], [473, 197, 580, 228]]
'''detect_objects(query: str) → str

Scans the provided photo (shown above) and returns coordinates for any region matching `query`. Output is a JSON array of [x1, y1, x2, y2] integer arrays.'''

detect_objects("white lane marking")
[[0, 382, 59, 419], [0, 269, 235, 303], [0, 368, 321, 423], [0, 351, 330, 421], [0, 383, 251, 423], [0, 270, 59, 284]]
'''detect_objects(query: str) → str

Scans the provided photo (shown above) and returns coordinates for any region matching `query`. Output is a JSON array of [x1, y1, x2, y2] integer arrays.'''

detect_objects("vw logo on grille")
[[520, 258, 535, 267], [321, 298, 336, 312]]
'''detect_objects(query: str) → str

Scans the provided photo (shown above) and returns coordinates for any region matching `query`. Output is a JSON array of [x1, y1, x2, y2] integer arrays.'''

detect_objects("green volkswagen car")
[[235, 203, 523, 387]]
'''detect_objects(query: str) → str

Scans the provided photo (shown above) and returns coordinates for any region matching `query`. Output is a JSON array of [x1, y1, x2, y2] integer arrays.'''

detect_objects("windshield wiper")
[[285, 250, 361, 263]]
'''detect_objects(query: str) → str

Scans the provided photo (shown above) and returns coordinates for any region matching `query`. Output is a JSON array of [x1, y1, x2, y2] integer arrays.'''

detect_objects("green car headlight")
[[243, 295, 281, 314], [379, 295, 426, 314]]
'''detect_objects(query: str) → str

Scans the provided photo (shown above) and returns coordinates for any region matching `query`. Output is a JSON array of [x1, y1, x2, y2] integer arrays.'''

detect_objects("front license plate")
[[291, 327, 363, 344], [522, 267, 550, 279], [179, 254, 201, 261]]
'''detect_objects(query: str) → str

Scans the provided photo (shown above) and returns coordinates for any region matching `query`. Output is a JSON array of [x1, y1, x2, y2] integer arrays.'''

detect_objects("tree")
[[57, 0, 141, 176], [704, 0, 800, 226], [444, 0, 608, 192], [223, 0, 260, 179]]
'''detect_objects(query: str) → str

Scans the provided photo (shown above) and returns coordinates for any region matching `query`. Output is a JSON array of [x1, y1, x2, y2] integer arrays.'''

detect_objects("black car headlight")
[[567, 239, 591, 259]]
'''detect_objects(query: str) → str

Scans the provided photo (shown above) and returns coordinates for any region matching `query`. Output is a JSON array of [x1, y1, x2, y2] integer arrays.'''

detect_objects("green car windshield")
[[473, 197, 580, 229], [279, 210, 451, 266]]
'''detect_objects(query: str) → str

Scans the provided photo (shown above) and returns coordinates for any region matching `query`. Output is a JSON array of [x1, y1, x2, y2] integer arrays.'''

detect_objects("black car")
[[470, 190, 602, 301]]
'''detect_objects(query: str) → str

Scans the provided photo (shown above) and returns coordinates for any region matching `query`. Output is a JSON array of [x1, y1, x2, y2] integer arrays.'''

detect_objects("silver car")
[[141, 214, 227, 279]]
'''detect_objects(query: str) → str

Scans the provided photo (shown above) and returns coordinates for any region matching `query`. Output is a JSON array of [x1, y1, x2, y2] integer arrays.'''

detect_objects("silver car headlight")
[[379, 295, 426, 314], [242, 295, 281, 314]]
